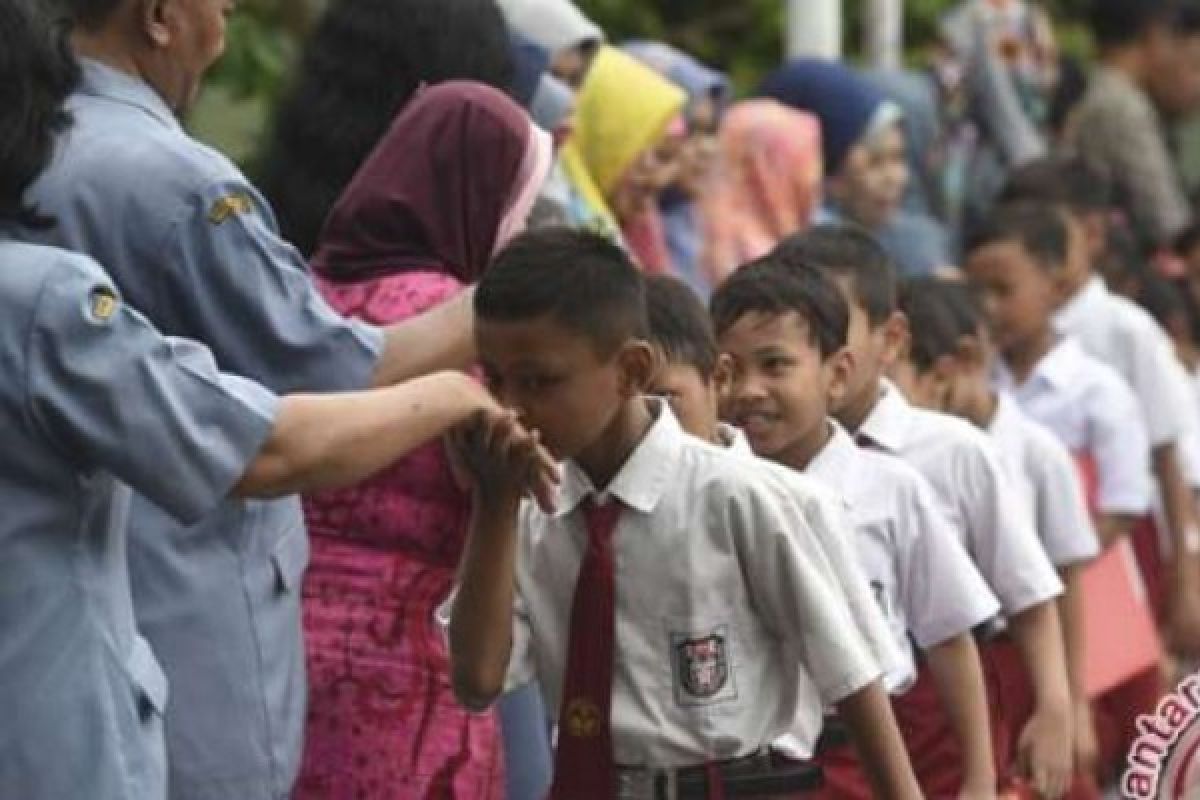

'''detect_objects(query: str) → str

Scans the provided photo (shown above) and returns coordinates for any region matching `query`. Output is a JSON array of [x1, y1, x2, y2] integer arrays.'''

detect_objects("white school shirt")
[[857, 381, 1064, 615], [994, 338, 1152, 517], [715, 423, 906, 758], [1055, 276, 1200, 485], [502, 402, 882, 768], [986, 392, 1101, 568], [806, 423, 1000, 691]]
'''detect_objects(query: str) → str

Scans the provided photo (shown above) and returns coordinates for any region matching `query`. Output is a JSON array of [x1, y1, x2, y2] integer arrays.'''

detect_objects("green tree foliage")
[[193, 0, 1093, 163]]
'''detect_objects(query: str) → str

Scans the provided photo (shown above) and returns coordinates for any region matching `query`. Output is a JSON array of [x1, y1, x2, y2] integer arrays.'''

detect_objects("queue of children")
[[9, 0, 1200, 798]]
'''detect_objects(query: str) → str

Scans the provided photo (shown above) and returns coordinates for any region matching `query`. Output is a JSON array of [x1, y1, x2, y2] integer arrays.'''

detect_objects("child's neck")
[[958, 383, 999, 431], [836, 380, 882, 435], [775, 419, 834, 472], [1003, 326, 1056, 386], [574, 397, 655, 492]]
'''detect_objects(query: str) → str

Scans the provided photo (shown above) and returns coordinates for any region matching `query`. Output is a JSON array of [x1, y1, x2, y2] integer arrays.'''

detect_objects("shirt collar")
[[554, 398, 684, 517], [716, 422, 754, 456], [1053, 276, 1107, 334], [805, 421, 860, 486], [994, 336, 1081, 393], [986, 391, 1023, 439], [77, 58, 179, 130], [857, 379, 912, 453]]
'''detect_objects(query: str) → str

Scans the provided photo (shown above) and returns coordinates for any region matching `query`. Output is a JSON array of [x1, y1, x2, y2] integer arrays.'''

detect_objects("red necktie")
[[549, 496, 621, 800]]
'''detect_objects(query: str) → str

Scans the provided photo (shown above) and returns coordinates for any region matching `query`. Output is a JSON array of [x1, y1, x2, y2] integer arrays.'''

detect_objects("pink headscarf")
[[700, 100, 823, 286]]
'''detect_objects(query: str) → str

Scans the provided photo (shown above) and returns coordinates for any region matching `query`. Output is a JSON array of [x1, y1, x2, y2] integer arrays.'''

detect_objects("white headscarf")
[[495, 0, 604, 54]]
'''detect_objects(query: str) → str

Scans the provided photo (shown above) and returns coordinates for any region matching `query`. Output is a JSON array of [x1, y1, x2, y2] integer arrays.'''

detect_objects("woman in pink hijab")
[[296, 81, 552, 800], [700, 99, 824, 286]]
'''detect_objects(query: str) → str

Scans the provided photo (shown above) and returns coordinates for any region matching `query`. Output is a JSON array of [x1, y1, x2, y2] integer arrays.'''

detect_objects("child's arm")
[[923, 634, 996, 799], [1152, 443, 1200, 656], [1007, 600, 1072, 800], [1093, 513, 1138, 549], [1057, 563, 1098, 778], [834, 681, 923, 800], [447, 414, 547, 710]]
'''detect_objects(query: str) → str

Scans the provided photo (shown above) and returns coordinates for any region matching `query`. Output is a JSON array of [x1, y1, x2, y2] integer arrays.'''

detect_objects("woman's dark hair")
[[255, 0, 514, 257], [0, 0, 79, 227]]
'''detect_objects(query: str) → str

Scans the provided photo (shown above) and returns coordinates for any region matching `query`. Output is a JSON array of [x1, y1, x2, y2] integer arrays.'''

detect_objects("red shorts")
[[1130, 515, 1167, 621], [980, 637, 1033, 780], [813, 659, 1005, 798]]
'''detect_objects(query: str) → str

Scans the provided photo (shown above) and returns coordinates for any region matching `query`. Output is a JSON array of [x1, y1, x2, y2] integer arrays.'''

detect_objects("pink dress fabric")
[[295, 271, 502, 800]]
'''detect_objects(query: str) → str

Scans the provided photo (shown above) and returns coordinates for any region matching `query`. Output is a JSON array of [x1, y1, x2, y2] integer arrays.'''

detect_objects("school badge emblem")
[[563, 697, 602, 739], [88, 287, 119, 323], [674, 631, 729, 699], [207, 192, 253, 225]]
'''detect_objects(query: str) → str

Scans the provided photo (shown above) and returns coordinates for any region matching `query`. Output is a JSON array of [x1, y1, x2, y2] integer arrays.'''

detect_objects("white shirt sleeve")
[[1024, 424, 1102, 567], [731, 481, 882, 706], [795, 483, 907, 685], [899, 475, 1002, 649], [953, 437, 1064, 615], [1087, 369, 1153, 516]]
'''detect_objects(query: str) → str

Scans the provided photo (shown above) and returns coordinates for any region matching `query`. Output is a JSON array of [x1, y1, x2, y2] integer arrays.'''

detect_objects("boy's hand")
[[447, 410, 558, 513], [1071, 699, 1099, 781], [1166, 568, 1200, 658], [957, 779, 998, 800], [1017, 704, 1072, 800]]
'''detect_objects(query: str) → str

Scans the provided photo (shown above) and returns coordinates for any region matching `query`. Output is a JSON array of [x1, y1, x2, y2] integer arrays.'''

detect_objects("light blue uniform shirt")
[[19, 60, 383, 799], [0, 241, 278, 799]]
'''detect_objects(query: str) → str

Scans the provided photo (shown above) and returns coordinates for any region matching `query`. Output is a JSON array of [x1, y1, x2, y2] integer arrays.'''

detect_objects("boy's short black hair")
[[1089, 0, 1200, 50], [964, 201, 1070, 273], [476, 227, 648, 353], [900, 278, 983, 372], [773, 224, 898, 326], [1137, 274, 1190, 331], [645, 275, 718, 379], [999, 154, 1113, 215], [710, 254, 849, 359]]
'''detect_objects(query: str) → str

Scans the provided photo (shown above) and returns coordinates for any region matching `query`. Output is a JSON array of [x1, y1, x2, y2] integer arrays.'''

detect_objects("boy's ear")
[[617, 339, 657, 398], [826, 347, 856, 408], [880, 311, 910, 368], [713, 353, 734, 399], [954, 333, 987, 372]]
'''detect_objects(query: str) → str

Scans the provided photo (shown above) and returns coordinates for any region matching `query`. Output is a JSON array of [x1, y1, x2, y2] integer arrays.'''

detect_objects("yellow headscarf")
[[561, 46, 686, 230]]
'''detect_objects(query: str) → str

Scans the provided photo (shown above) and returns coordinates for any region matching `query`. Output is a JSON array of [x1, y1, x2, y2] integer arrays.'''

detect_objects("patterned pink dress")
[[294, 271, 503, 800]]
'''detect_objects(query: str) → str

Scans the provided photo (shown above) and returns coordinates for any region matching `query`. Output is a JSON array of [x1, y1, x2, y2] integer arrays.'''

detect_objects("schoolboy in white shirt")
[[777, 224, 1072, 799], [708, 258, 1002, 799], [448, 228, 922, 800]]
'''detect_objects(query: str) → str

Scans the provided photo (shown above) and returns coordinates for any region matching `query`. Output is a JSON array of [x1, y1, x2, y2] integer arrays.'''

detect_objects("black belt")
[[656, 750, 824, 799]]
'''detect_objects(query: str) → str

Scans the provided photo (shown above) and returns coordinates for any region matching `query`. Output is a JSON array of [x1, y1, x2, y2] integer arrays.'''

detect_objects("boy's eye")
[[762, 356, 793, 373], [518, 375, 559, 392]]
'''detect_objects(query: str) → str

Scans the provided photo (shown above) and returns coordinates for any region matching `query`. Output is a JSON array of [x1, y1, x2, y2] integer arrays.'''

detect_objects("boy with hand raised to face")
[[447, 228, 922, 800]]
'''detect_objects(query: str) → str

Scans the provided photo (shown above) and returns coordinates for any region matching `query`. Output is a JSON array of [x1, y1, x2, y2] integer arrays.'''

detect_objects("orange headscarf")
[[700, 99, 823, 286]]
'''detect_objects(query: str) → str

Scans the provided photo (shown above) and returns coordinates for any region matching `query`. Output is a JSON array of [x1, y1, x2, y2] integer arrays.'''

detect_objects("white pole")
[[864, 0, 905, 71], [787, 0, 842, 60]]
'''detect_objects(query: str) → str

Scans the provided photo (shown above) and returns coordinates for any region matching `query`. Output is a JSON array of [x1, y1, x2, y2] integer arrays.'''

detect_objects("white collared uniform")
[[986, 393, 1101, 568], [501, 403, 882, 768], [857, 382, 1064, 615], [1055, 276, 1200, 489], [805, 423, 1000, 691], [715, 424, 905, 757], [994, 338, 1152, 517]]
